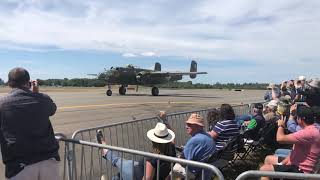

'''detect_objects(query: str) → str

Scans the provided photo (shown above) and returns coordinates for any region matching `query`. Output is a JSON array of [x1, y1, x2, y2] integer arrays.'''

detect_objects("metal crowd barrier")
[[71, 104, 250, 150], [235, 170, 320, 180], [66, 104, 249, 180], [55, 133, 73, 180], [56, 134, 225, 180]]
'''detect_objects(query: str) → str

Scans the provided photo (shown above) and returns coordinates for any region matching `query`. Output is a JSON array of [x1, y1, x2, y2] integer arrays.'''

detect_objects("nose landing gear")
[[151, 87, 159, 96], [106, 84, 112, 96]]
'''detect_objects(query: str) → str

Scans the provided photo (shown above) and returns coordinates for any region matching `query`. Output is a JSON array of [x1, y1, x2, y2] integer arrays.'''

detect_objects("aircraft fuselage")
[[106, 67, 182, 86]]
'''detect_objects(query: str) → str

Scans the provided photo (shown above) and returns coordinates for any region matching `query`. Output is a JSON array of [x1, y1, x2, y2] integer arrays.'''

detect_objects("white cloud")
[[0, 0, 319, 78], [141, 51, 156, 57], [122, 53, 137, 57]]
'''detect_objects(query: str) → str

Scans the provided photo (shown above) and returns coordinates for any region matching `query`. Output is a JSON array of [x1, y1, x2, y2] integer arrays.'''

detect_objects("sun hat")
[[267, 100, 278, 108], [307, 78, 320, 89], [267, 83, 276, 89], [147, 122, 175, 143], [298, 75, 306, 81], [186, 113, 204, 126]]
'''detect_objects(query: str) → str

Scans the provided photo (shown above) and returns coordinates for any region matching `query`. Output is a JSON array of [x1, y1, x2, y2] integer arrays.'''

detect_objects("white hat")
[[267, 83, 276, 89], [298, 75, 306, 81], [147, 123, 175, 143], [307, 78, 320, 89], [267, 100, 278, 108]]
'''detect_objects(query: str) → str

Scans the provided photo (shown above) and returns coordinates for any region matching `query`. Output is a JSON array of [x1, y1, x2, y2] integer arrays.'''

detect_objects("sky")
[[0, 0, 320, 84]]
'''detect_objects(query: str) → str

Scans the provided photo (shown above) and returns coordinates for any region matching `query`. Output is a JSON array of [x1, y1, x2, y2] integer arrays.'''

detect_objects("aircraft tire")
[[119, 86, 126, 95], [106, 90, 112, 96], [151, 87, 159, 96]]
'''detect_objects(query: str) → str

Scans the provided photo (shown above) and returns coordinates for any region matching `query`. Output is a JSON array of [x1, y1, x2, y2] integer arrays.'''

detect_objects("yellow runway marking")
[[58, 101, 195, 110]]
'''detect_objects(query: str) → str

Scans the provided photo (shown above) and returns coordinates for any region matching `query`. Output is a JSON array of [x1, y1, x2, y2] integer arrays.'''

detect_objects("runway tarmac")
[[0, 87, 265, 136]]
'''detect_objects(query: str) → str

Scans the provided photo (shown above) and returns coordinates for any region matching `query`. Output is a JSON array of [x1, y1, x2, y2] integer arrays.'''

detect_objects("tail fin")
[[154, 62, 161, 71], [190, 60, 197, 79]]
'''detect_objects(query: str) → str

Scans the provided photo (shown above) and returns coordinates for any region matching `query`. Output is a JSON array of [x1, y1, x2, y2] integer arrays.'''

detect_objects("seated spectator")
[[280, 81, 291, 97], [208, 104, 239, 151], [97, 122, 176, 180], [208, 104, 240, 167], [300, 78, 320, 107], [287, 104, 320, 133], [294, 76, 307, 102], [260, 106, 320, 179], [312, 106, 320, 127], [287, 80, 296, 100], [263, 100, 279, 122], [176, 113, 215, 179], [264, 83, 280, 101], [207, 108, 221, 131], [242, 103, 266, 140]]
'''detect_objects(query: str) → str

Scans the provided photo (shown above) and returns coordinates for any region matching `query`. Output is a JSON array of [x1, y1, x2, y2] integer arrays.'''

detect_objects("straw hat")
[[147, 123, 175, 143], [186, 113, 204, 126], [267, 83, 276, 89]]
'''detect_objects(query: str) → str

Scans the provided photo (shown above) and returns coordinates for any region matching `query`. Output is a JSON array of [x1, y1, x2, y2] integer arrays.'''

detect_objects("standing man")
[[0, 68, 59, 180]]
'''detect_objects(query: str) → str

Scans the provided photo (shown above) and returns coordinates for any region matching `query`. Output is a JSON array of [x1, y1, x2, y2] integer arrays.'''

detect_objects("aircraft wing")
[[148, 71, 207, 76], [87, 74, 98, 76]]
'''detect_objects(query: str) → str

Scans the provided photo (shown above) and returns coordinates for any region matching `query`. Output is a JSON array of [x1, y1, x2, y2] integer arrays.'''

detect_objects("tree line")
[[157, 81, 268, 90], [0, 78, 268, 90]]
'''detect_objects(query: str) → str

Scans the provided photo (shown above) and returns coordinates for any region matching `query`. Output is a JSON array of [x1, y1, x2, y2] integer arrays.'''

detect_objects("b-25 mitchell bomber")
[[89, 60, 207, 96]]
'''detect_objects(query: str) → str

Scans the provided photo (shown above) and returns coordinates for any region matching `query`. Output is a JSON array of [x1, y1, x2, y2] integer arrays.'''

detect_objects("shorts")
[[273, 157, 303, 173]]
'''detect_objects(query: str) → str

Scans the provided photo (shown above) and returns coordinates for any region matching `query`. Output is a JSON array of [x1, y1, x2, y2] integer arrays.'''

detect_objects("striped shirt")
[[212, 120, 240, 150]]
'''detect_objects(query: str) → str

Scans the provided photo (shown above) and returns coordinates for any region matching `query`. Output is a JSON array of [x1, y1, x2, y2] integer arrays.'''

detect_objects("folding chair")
[[208, 135, 242, 170], [237, 122, 277, 162]]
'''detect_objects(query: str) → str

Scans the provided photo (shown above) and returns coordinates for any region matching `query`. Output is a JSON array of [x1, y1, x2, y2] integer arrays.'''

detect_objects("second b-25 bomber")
[[90, 60, 207, 96]]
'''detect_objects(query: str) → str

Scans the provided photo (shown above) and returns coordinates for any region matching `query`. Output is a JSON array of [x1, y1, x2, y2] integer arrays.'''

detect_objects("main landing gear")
[[151, 87, 159, 96], [106, 85, 126, 96], [106, 85, 158, 96], [119, 85, 126, 95], [106, 84, 112, 96]]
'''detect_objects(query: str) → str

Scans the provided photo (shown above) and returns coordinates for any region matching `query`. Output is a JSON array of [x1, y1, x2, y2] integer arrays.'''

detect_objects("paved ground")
[[0, 87, 265, 136]]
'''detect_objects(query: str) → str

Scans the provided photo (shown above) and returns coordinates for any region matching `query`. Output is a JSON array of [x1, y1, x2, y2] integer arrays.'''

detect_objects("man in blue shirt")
[[287, 104, 320, 133], [182, 113, 215, 179]]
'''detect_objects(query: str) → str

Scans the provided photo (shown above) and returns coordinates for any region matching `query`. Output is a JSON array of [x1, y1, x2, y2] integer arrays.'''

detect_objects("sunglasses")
[[186, 123, 193, 127]]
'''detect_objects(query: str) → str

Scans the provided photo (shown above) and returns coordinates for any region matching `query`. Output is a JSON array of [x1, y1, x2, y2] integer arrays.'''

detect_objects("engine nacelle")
[[136, 71, 148, 83]]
